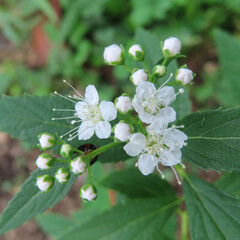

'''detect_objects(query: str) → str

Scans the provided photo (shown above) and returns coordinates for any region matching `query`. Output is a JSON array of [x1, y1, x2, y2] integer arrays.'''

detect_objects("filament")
[[54, 91, 76, 104], [159, 73, 173, 89], [156, 165, 165, 179], [60, 126, 79, 138], [53, 108, 75, 112], [63, 80, 84, 99], [52, 116, 78, 120], [171, 166, 181, 185]]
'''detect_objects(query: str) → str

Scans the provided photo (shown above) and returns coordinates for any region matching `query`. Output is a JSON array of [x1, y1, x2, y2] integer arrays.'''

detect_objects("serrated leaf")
[[183, 175, 240, 240], [57, 197, 179, 240], [0, 95, 129, 163], [215, 29, 240, 107], [0, 162, 78, 234], [215, 172, 240, 197], [100, 168, 176, 199], [179, 107, 240, 171]]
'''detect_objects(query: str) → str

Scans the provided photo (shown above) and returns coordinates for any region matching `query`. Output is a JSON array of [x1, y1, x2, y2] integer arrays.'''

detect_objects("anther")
[[179, 88, 184, 94]]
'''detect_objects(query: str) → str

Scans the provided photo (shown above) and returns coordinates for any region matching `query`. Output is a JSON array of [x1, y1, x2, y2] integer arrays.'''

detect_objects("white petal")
[[85, 85, 99, 105], [95, 121, 112, 139], [123, 133, 146, 157], [99, 101, 117, 121], [163, 129, 188, 149], [135, 82, 156, 101], [78, 121, 95, 140], [156, 86, 175, 106], [147, 117, 169, 133], [157, 107, 176, 123], [138, 153, 158, 175], [160, 149, 182, 166], [75, 101, 88, 120]]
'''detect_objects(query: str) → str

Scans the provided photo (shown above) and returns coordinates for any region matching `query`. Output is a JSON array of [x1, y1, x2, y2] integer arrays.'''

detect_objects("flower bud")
[[70, 156, 87, 174], [115, 96, 133, 114], [36, 175, 54, 192], [55, 167, 70, 183], [152, 65, 167, 78], [162, 37, 181, 57], [36, 153, 54, 170], [114, 122, 131, 142], [176, 68, 194, 85], [60, 144, 74, 158], [103, 44, 124, 65], [130, 69, 148, 86], [80, 184, 97, 202], [129, 44, 144, 61], [38, 133, 55, 150]]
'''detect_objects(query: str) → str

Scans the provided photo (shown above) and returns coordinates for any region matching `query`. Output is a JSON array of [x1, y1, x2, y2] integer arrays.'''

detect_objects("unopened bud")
[[60, 144, 74, 158], [55, 167, 70, 183], [36, 153, 54, 170], [36, 175, 54, 192], [153, 65, 167, 78], [80, 184, 97, 202], [103, 44, 124, 65], [176, 68, 194, 85], [38, 133, 55, 150], [162, 37, 181, 57], [129, 44, 144, 61], [130, 69, 148, 86], [114, 122, 131, 142], [115, 96, 133, 114], [70, 156, 87, 174]]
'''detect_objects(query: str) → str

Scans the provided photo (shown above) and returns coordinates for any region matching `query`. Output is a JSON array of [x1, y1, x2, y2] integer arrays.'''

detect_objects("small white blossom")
[[38, 133, 55, 150], [80, 184, 97, 202], [115, 96, 133, 113], [55, 168, 70, 183], [131, 69, 148, 86], [132, 81, 177, 123], [70, 157, 87, 174], [114, 122, 131, 141], [36, 175, 54, 192], [103, 44, 124, 65], [129, 44, 144, 61], [36, 153, 54, 170], [176, 68, 194, 85], [163, 37, 181, 57]]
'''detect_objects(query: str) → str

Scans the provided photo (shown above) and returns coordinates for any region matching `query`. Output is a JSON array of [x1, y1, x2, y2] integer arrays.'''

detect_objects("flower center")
[[145, 134, 168, 157], [142, 96, 162, 115], [79, 104, 102, 122]]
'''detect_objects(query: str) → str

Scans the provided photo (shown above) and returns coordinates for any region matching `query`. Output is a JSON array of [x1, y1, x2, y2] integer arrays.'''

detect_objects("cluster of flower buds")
[[47, 36, 194, 196], [35, 133, 97, 201]]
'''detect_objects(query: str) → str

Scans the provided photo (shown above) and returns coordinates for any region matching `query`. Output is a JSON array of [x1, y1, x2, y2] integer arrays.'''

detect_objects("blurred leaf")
[[215, 29, 240, 107], [183, 175, 240, 240], [0, 162, 78, 234], [100, 168, 176, 199], [179, 107, 240, 171], [57, 197, 179, 240], [215, 172, 240, 197]]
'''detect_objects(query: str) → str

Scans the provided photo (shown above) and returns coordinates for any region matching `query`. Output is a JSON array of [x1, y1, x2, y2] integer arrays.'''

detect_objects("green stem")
[[124, 64, 132, 73], [179, 210, 189, 240], [143, 61, 148, 70], [162, 57, 169, 66], [55, 159, 70, 163], [84, 141, 122, 160], [87, 160, 91, 184], [71, 146, 84, 154]]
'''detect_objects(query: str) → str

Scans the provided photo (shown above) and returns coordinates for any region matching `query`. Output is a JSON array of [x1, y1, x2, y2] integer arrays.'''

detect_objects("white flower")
[[55, 168, 70, 183], [129, 44, 144, 61], [131, 69, 148, 86], [38, 133, 55, 150], [114, 122, 131, 141], [103, 44, 124, 65], [153, 65, 167, 78], [36, 175, 54, 192], [70, 157, 87, 174], [163, 37, 181, 57], [80, 184, 97, 202], [36, 153, 54, 170], [132, 81, 176, 123], [115, 96, 133, 113], [124, 123, 187, 182], [176, 68, 194, 85]]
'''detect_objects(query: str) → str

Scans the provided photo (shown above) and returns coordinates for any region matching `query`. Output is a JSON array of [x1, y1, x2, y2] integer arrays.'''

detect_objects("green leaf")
[[135, 28, 162, 69], [215, 172, 240, 197], [183, 175, 240, 240], [179, 107, 240, 171], [100, 168, 176, 199], [215, 29, 240, 107], [0, 162, 78, 234], [57, 197, 179, 240], [0, 95, 129, 163]]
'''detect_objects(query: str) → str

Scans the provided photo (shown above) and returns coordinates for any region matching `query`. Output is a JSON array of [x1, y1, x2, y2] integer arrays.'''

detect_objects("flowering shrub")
[[0, 30, 240, 239]]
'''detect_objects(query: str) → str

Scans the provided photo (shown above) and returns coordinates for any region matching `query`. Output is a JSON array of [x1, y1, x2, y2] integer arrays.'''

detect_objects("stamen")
[[60, 126, 79, 138], [135, 162, 138, 167], [170, 166, 181, 185], [68, 133, 78, 141], [169, 88, 184, 102], [172, 124, 184, 129], [53, 108, 75, 112], [68, 94, 82, 100], [180, 163, 186, 169], [156, 165, 165, 179], [159, 73, 173, 89], [63, 80, 84, 99], [54, 91, 76, 104], [52, 116, 78, 120], [71, 119, 82, 125], [184, 142, 188, 146], [69, 129, 79, 137]]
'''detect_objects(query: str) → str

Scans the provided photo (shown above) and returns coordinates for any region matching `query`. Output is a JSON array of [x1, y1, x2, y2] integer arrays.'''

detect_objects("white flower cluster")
[[51, 36, 194, 184]]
